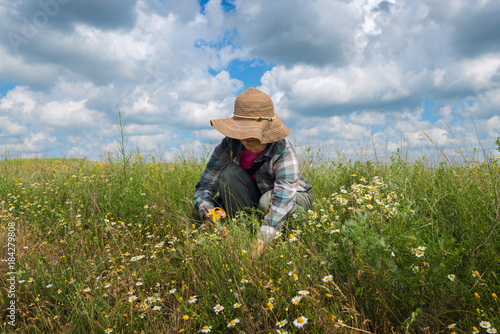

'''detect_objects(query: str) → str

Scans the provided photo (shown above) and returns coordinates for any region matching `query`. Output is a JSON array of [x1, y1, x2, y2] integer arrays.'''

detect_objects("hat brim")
[[210, 114, 290, 144]]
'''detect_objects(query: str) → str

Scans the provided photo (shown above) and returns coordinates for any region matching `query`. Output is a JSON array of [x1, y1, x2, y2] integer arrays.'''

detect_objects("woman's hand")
[[257, 238, 265, 256], [204, 208, 226, 220]]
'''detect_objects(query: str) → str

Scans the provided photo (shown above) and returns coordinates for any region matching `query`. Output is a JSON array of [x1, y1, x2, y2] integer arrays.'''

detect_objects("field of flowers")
[[1, 152, 499, 333]]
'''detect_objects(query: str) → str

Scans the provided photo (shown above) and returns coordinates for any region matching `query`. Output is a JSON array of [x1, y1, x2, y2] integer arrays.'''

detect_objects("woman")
[[193, 87, 312, 245]]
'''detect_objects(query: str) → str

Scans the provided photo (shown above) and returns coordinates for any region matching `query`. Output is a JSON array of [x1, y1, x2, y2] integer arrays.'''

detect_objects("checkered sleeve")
[[193, 137, 232, 217], [262, 143, 300, 229]]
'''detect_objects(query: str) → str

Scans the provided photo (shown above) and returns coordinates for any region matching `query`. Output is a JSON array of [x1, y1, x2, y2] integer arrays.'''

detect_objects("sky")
[[0, 0, 499, 162]]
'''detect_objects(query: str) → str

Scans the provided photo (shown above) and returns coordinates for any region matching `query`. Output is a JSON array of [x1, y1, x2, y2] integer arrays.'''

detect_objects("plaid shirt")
[[193, 137, 312, 229]]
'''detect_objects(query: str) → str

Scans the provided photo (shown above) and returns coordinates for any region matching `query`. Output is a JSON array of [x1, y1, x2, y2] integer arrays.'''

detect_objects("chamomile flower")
[[104, 328, 113, 334], [473, 327, 480, 334], [291, 296, 301, 305], [169, 288, 176, 294], [415, 251, 424, 257], [289, 234, 297, 242], [83, 287, 91, 292], [227, 318, 240, 328], [201, 326, 212, 333], [276, 319, 288, 328], [448, 323, 457, 329], [486, 328, 497, 334], [335, 320, 346, 328], [152, 306, 161, 311], [276, 330, 288, 334], [480, 321, 492, 329], [213, 304, 224, 313], [298, 290, 310, 296], [322, 275, 333, 283], [233, 303, 242, 308], [448, 274, 455, 281], [128, 296, 137, 302], [188, 295, 197, 304], [293, 316, 308, 328]]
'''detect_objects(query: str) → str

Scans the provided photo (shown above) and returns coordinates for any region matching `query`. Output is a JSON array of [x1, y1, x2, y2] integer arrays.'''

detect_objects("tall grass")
[[0, 145, 499, 333]]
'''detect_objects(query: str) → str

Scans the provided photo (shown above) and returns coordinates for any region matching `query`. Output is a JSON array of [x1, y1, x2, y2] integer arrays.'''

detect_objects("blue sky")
[[0, 0, 499, 162]]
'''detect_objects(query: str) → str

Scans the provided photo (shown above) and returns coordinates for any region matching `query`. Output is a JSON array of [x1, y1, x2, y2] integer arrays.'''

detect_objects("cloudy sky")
[[1, 0, 499, 162]]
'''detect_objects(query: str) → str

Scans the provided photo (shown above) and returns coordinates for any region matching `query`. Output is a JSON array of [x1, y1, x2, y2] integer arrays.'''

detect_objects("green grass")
[[0, 153, 499, 334]]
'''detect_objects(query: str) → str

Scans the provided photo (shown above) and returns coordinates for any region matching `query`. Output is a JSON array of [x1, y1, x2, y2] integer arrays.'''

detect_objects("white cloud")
[[349, 111, 387, 126], [0, 0, 498, 161], [38, 100, 100, 128]]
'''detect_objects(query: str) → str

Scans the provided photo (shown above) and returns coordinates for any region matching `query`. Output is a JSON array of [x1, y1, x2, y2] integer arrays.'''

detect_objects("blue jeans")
[[216, 162, 312, 218]]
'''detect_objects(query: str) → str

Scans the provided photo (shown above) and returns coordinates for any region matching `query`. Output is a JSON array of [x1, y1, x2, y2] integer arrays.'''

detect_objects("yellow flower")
[[474, 292, 480, 299], [182, 315, 189, 320], [266, 302, 273, 310]]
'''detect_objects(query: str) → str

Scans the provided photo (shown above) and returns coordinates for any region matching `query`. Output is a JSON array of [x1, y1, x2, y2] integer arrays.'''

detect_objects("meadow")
[[0, 144, 499, 333]]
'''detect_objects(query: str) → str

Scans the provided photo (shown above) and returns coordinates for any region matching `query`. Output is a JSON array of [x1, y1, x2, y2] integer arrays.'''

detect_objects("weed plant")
[[0, 147, 499, 333]]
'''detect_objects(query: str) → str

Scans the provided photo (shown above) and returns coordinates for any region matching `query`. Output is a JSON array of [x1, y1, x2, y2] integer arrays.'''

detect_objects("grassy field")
[[0, 149, 499, 333]]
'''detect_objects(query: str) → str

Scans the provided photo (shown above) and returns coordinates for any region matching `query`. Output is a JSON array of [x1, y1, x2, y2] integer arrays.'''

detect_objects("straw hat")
[[210, 88, 291, 144]]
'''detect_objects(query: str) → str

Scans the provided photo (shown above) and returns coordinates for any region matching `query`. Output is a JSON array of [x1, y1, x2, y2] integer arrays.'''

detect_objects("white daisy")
[[293, 316, 308, 328], [213, 304, 224, 313], [322, 275, 333, 282], [227, 318, 240, 328]]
